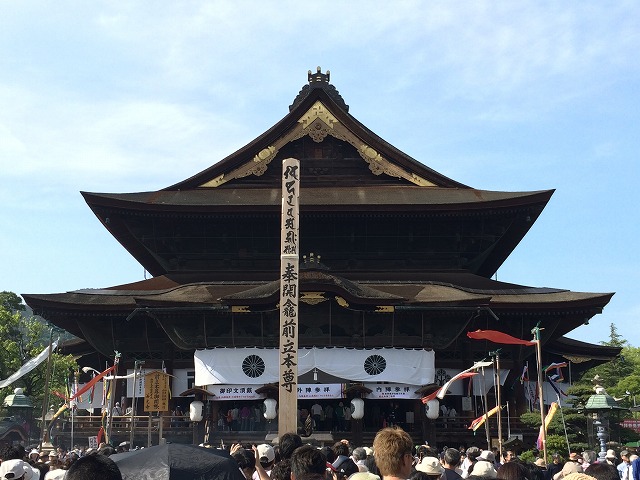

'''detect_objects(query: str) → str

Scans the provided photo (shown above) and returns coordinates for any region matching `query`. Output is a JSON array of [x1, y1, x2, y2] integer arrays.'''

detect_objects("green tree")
[[0, 293, 77, 422]]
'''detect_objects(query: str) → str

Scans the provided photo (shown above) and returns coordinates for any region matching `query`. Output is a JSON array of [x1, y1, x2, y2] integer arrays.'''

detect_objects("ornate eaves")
[[199, 101, 435, 188]]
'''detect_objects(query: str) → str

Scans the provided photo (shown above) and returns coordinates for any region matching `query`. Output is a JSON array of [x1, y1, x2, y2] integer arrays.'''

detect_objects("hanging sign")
[[364, 383, 422, 399], [143, 371, 170, 412]]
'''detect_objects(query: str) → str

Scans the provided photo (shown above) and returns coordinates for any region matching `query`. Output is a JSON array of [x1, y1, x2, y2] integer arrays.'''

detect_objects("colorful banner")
[[468, 405, 501, 431], [537, 401, 559, 449], [467, 329, 536, 346]]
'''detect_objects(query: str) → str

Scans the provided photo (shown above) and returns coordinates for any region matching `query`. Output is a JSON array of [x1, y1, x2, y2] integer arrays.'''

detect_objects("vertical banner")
[[279, 157, 300, 436]]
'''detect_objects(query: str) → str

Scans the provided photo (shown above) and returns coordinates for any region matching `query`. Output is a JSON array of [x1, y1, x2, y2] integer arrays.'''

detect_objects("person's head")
[[280, 433, 303, 460], [0, 459, 38, 480], [620, 450, 629, 463], [64, 454, 123, 480], [332, 457, 359, 480], [270, 459, 292, 480], [502, 450, 516, 463], [443, 448, 461, 469], [352, 448, 367, 462], [372, 427, 414, 479], [582, 452, 597, 464], [232, 448, 256, 480], [584, 463, 619, 480], [290, 445, 327, 480], [415, 457, 444, 479], [496, 461, 529, 480], [470, 460, 497, 479], [333, 442, 350, 458], [0, 446, 25, 462], [466, 447, 482, 463], [556, 461, 582, 479], [257, 444, 276, 469]]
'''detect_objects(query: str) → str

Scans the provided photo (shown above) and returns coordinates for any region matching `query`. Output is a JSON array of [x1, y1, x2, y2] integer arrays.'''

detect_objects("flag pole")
[[480, 365, 491, 449], [532, 325, 547, 465], [490, 350, 503, 457]]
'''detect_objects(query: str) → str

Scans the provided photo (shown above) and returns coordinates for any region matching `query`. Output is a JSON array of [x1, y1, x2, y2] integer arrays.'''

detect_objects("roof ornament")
[[301, 252, 329, 271], [290, 67, 349, 112], [308, 66, 330, 86]]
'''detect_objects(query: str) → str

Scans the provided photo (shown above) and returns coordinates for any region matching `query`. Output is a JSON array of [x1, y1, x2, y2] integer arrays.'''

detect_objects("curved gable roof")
[[166, 74, 467, 191]]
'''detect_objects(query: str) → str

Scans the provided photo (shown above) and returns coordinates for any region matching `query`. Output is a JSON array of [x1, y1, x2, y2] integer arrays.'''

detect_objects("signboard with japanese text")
[[144, 371, 170, 412], [364, 383, 422, 399], [279, 157, 300, 435]]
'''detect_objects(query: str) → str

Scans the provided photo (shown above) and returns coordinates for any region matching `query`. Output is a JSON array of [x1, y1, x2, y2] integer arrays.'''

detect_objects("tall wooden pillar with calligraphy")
[[278, 158, 300, 436]]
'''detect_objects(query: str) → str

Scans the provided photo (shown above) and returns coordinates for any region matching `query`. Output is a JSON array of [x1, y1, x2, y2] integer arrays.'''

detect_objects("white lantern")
[[350, 398, 364, 420], [189, 400, 204, 422], [425, 399, 440, 420], [264, 398, 277, 420]]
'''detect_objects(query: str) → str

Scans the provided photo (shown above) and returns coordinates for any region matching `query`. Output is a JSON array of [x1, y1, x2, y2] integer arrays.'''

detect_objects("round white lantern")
[[263, 398, 277, 420], [425, 399, 440, 420], [350, 398, 364, 420], [189, 400, 204, 422]]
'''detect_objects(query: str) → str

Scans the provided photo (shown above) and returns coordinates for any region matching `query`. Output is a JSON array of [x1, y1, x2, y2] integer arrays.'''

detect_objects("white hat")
[[479, 450, 495, 463], [257, 443, 275, 463], [415, 457, 444, 476], [471, 460, 497, 479], [553, 461, 582, 480], [0, 459, 36, 480], [349, 473, 380, 480], [606, 449, 617, 459]]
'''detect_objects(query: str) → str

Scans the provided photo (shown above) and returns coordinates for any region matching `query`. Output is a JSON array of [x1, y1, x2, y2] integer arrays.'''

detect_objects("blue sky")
[[1, 2, 638, 346]]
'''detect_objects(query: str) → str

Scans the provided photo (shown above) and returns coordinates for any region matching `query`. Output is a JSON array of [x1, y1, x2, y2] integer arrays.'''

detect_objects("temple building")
[[23, 68, 618, 446]]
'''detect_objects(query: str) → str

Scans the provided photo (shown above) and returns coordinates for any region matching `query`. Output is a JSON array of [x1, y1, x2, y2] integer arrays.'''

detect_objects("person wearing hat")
[[605, 449, 617, 466], [252, 444, 275, 480], [553, 461, 583, 480], [469, 460, 497, 479], [332, 456, 360, 480], [0, 459, 38, 480], [415, 457, 445, 479]]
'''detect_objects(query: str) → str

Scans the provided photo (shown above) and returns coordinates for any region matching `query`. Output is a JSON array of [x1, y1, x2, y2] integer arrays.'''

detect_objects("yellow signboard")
[[144, 371, 170, 412]]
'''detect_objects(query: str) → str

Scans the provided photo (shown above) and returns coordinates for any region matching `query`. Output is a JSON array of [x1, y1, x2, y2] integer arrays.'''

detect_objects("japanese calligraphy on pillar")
[[279, 157, 300, 435]]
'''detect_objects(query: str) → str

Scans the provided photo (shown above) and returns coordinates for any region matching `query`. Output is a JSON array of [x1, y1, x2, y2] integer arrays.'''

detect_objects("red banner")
[[467, 329, 536, 346]]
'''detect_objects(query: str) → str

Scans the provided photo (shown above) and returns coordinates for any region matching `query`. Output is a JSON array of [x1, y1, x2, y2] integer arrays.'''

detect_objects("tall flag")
[[467, 329, 536, 346], [69, 365, 117, 401], [547, 377, 568, 398], [520, 362, 529, 383], [468, 405, 501, 431], [544, 362, 568, 382], [537, 402, 559, 450], [0, 341, 59, 388], [421, 360, 492, 403]]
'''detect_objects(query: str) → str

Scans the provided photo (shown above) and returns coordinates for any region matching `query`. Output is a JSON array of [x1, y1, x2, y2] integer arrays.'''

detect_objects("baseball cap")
[[333, 456, 359, 477], [257, 444, 275, 463], [0, 459, 36, 480]]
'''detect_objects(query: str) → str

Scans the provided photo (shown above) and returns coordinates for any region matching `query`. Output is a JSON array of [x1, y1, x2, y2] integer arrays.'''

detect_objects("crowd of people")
[[1, 426, 639, 480]]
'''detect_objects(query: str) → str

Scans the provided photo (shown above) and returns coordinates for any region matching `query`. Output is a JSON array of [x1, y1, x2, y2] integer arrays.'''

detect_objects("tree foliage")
[[0, 292, 77, 419]]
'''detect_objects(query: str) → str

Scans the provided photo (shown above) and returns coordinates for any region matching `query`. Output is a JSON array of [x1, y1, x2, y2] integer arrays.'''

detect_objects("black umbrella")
[[112, 443, 245, 480]]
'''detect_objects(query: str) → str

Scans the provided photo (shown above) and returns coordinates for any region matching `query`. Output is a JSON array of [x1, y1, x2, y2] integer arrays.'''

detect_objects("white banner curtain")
[[471, 368, 510, 396], [194, 347, 435, 386], [0, 341, 58, 389]]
